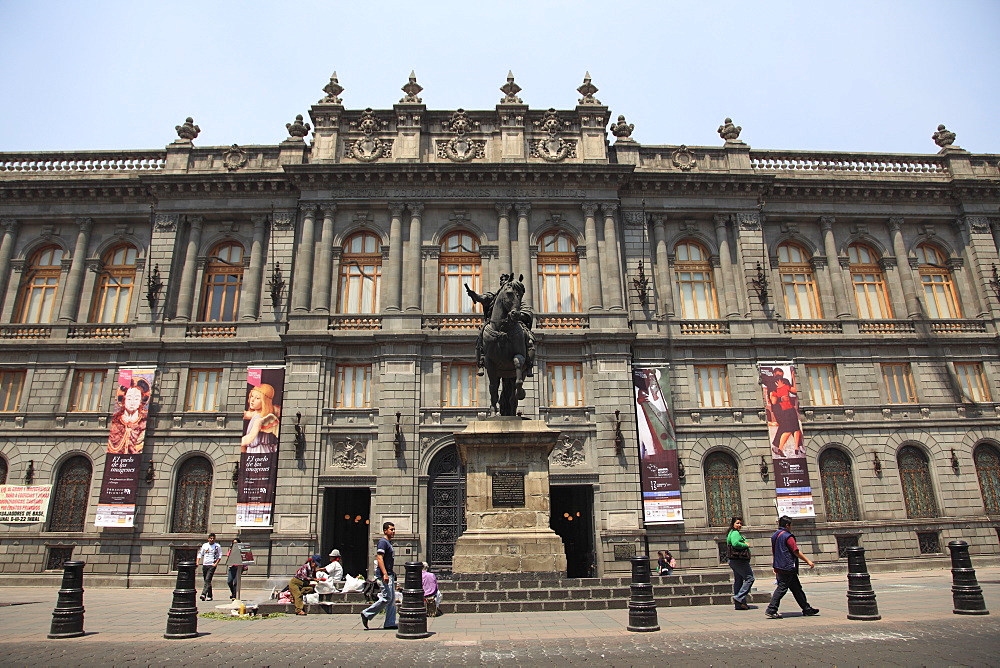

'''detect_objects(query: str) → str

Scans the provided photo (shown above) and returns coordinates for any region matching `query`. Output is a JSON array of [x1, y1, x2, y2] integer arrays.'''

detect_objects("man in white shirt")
[[316, 549, 344, 594], [196, 533, 222, 601]]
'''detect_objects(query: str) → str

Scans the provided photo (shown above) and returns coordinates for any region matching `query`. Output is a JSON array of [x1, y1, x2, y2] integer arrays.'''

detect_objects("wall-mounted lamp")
[[146, 264, 163, 310], [394, 412, 404, 457], [751, 262, 769, 307], [950, 448, 960, 473], [24, 460, 34, 485], [267, 262, 286, 309], [145, 461, 155, 484], [294, 412, 306, 457], [759, 455, 769, 480], [613, 409, 624, 455], [631, 261, 650, 306], [989, 264, 1000, 304], [677, 458, 686, 482], [231, 462, 240, 490], [873, 451, 882, 477]]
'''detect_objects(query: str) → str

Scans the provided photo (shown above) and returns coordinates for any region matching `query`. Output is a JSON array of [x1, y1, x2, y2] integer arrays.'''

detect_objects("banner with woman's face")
[[759, 363, 815, 518], [236, 366, 285, 528]]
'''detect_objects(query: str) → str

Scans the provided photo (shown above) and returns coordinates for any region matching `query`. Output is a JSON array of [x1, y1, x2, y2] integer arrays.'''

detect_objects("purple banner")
[[633, 366, 683, 524]]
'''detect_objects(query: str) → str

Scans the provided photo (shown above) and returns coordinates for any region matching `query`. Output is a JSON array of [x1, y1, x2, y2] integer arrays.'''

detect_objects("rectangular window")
[[547, 363, 584, 407], [695, 365, 730, 408], [185, 369, 223, 412], [0, 370, 26, 412], [805, 364, 842, 406], [443, 363, 478, 407], [69, 370, 105, 412], [955, 363, 990, 403], [336, 365, 371, 408], [882, 363, 917, 404]]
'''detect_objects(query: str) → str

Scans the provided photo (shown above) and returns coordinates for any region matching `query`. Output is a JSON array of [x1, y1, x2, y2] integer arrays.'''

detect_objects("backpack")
[[362, 578, 380, 603]]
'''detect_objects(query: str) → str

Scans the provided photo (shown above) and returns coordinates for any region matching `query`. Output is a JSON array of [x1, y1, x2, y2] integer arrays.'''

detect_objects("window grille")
[[614, 543, 638, 561], [835, 535, 860, 558], [973, 443, 1000, 513], [898, 446, 938, 518], [704, 451, 742, 527], [0, 456, 7, 484], [917, 531, 941, 554], [819, 448, 860, 521], [170, 456, 213, 534], [717, 540, 729, 564], [49, 455, 93, 532], [46, 546, 74, 570], [173, 547, 199, 570]]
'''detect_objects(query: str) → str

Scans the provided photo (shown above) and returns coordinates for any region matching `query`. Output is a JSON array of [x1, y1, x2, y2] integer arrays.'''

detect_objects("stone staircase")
[[254, 572, 738, 615]]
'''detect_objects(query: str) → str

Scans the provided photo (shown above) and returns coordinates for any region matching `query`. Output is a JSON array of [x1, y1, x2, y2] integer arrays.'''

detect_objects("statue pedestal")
[[451, 417, 567, 575]]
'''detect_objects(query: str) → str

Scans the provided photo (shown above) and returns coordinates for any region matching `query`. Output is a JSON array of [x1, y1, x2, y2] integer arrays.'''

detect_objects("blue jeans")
[[361, 575, 396, 628], [728, 559, 755, 603]]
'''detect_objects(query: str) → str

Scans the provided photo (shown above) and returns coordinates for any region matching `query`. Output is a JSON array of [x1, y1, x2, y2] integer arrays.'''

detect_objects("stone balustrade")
[[0, 150, 165, 174], [750, 150, 948, 176]]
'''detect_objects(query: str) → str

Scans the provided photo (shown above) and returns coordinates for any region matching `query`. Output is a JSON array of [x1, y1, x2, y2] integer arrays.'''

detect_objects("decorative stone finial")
[[175, 117, 200, 141], [718, 117, 742, 142], [321, 71, 344, 104], [932, 124, 957, 149], [399, 70, 423, 104], [499, 70, 523, 104], [286, 114, 311, 138], [609, 115, 635, 142], [577, 72, 601, 105]]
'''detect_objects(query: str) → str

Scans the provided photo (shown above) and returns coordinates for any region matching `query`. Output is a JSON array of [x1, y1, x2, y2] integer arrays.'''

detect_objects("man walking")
[[765, 516, 819, 619], [360, 522, 397, 630], [196, 532, 221, 601]]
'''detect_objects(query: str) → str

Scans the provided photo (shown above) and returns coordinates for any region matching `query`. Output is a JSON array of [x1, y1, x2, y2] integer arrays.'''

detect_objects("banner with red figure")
[[236, 366, 285, 528], [758, 362, 815, 518], [633, 365, 683, 524]]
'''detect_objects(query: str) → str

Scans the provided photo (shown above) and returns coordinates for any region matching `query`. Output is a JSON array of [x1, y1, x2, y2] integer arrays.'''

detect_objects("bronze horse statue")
[[480, 275, 532, 416]]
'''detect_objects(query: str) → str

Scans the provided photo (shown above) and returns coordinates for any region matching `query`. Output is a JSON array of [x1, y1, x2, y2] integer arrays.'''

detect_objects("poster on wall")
[[0, 485, 52, 523], [758, 362, 816, 518], [632, 365, 684, 524], [95, 367, 155, 527], [235, 366, 285, 528]]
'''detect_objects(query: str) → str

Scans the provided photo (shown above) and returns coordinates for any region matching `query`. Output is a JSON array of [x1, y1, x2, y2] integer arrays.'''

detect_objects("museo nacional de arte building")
[[0, 72, 999, 585]]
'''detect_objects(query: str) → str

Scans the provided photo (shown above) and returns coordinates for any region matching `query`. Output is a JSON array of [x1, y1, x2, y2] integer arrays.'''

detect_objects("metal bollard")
[[47, 560, 86, 638], [626, 555, 660, 632], [164, 560, 200, 638], [396, 561, 432, 639], [845, 547, 880, 621], [948, 541, 990, 615]]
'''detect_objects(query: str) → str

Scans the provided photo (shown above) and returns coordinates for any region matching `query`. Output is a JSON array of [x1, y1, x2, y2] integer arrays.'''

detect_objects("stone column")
[[582, 203, 604, 311], [820, 216, 852, 318], [291, 206, 316, 313], [313, 204, 336, 313], [239, 214, 267, 321], [601, 203, 624, 311], [174, 216, 204, 321], [496, 203, 512, 276], [383, 203, 404, 312], [57, 218, 94, 322], [713, 214, 739, 318], [889, 217, 921, 318], [651, 214, 673, 317], [404, 203, 424, 312], [516, 203, 533, 306], [0, 219, 20, 317], [329, 247, 342, 313]]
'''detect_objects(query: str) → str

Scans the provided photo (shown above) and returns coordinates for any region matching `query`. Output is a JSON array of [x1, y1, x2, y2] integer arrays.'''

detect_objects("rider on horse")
[[465, 273, 536, 378]]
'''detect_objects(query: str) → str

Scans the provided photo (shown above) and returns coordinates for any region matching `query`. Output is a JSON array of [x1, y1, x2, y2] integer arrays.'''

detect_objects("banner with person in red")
[[633, 365, 683, 524], [236, 366, 285, 528], [759, 362, 816, 518], [95, 367, 155, 527]]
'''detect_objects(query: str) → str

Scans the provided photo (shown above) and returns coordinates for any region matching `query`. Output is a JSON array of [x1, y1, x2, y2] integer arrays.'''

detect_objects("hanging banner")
[[0, 485, 53, 523], [758, 362, 816, 518], [236, 366, 285, 528], [633, 365, 683, 524], [95, 367, 155, 527]]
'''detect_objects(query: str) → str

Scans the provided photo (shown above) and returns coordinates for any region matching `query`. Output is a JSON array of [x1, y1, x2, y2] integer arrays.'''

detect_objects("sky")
[[1, 0, 999, 155]]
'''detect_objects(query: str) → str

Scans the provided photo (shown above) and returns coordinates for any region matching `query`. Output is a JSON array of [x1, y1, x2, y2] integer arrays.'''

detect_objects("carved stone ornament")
[[671, 145, 696, 171], [222, 144, 248, 171], [737, 212, 761, 231], [331, 436, 366, 469], [347, 109, 392, 162], [436, 109, 485, 162], [271, 211, 295, 230], [499, 70, 523, 104], [399, 70, 423, 104], [286, 114, 311, 138], [623, 211, 645, 228], [551, 435, 584, 466], [718, 117, 742, 142], [531, 109, 576, 162], [175, 117, 200, 141], [932, 124, 957, 148], [965, 216, 992, 234], [321, 71, 344, 104], [609, 115, 635, 142], [577, 72, 601, 105], [154, 213, 179, 231]]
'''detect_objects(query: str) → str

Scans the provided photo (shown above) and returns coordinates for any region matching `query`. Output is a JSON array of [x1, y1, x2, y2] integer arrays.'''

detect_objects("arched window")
[[90, 244, 138, 323], [973, 443, 1000, 513], [818, 448, 860, 521], [338, 231, 382, 314], [49, 455, 92, 532], [438, 231, 480, 314], [915, 243, 960, 318], [674, 240, 718, 318], [704, 451, 742, 527], [199, 242, 244, 321], [847, 243, 892, 319], [17, 245, 65, 323], [897, 445, 938, 518], [777, 242, 821, 319], [171, 456, 213, 533], [537, 230, 581, 313]]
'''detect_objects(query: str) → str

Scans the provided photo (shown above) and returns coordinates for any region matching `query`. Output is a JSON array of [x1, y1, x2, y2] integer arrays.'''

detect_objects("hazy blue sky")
[[1, 0, 998, 154]]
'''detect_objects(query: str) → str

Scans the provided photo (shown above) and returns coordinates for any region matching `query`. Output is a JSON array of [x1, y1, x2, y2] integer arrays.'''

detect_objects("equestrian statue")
[[465, 273, 537, 416]]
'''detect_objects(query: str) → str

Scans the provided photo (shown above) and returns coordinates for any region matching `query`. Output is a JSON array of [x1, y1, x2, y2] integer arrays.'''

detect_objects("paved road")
[[2, 567, 998, 666]]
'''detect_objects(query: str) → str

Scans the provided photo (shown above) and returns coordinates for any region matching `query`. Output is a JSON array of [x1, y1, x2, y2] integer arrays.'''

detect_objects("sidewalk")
[[1, 566, 997, 645]]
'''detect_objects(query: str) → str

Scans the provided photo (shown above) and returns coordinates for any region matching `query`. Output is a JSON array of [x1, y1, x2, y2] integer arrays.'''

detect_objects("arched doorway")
[[427, 445, 466, 571]]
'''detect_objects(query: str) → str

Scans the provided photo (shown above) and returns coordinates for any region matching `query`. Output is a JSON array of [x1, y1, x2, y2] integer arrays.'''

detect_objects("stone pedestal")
[[451, 417, 567, 575]]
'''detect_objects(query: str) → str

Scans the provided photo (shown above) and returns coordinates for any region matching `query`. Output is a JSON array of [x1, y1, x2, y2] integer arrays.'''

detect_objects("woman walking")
[[727, 516, 755, 609]]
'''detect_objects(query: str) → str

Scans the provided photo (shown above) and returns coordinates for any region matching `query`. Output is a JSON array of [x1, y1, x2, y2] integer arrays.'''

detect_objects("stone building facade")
[[1, 73, 999, 585]]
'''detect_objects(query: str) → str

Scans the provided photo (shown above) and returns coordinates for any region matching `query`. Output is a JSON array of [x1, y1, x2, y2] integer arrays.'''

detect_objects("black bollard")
[[396, 561, 432, 639], [948, 541, 990, 615], [164, 560, 200, 638], [627, 555, 660, 632], [845, 547, 880, 621], [47, 560, 86, 638]]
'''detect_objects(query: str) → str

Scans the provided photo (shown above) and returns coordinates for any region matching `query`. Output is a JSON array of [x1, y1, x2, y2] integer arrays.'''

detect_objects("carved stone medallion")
[[222, 144, 248, 171], [671, 145, 696, 171], [551, 435, 584, 467], [331, 436, 366, 469]]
